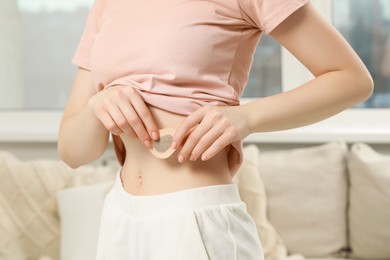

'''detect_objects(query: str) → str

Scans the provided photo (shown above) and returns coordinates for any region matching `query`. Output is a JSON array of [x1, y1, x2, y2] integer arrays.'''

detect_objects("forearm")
[[242, 70, 373, 134], [58, 104, 109, 168]]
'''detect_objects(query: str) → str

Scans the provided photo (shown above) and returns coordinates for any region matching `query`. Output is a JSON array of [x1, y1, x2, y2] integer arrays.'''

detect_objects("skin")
[[58, 3, 373, 195]]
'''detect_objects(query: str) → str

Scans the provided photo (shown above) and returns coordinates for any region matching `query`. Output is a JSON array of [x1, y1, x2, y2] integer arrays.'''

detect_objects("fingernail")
[[178, 155, 184, 163], [152, 132, 158, 140], [190, 155, 195, 161], [171, 141, 177, 149], [144, 140, 152, 148], [201, 154, 207, 161]]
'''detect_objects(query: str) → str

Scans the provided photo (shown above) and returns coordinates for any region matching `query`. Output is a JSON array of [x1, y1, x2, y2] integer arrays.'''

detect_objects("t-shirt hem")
[[262, 0, 309, 34], [71, 56, 91, 71]]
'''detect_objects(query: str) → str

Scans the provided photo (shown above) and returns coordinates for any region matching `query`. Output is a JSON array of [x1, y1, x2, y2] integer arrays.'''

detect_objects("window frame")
[[1, 0, 389, 144]]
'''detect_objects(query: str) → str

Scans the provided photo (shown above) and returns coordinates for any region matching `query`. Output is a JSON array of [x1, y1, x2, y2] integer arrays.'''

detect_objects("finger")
[[189, 123, 226, 161], [112, 101, 137, 138], [129, 92, 159, 141], [177, 120, 213, 162], [106, 103, 133, 136], [172, 107, 206, 150], [117, 99, 151, 147], [93, 99, 123, 135], [201, 131, 233, 161], [97, 109, 123, 136]]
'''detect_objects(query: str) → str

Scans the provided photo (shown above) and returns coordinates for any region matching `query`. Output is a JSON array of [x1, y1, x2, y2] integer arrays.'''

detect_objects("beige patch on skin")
[[149, 128, 176, 159]]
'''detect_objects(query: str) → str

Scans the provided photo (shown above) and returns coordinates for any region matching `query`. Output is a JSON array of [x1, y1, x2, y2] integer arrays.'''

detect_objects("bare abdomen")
[[119, 105, 233, 196]]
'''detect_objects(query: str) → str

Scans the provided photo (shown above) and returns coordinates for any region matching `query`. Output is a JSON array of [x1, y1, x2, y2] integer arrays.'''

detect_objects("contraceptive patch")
[[149, 128, 176, 159]]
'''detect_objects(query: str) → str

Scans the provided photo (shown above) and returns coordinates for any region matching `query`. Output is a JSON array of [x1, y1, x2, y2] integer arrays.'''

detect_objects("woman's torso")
[[120, 105, 233, 196], [83, 0, 260, 193]]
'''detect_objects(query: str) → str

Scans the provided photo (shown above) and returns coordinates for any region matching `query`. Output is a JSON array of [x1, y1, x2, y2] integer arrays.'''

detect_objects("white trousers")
[[95, 170, 264, 260]]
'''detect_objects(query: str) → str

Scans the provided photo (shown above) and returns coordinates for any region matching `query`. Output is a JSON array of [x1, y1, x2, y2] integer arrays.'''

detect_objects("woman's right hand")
[[88, 85, 159, 148]]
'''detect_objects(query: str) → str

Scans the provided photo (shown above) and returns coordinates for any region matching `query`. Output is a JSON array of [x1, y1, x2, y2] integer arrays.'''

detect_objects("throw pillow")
[[259, 141, 349, 257], [57, 181, 114, 260], [0, 150, 115, 260], [348, 143, 390, 259], [234, 145, 305, 260]]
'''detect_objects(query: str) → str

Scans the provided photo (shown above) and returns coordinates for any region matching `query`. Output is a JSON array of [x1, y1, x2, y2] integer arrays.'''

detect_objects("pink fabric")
[[72, 0, 309, 176]]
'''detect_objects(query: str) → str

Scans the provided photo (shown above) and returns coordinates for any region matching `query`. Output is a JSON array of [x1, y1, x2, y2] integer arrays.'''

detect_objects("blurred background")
[[1, 0, 389, 109], [0, 1, 389, 260]]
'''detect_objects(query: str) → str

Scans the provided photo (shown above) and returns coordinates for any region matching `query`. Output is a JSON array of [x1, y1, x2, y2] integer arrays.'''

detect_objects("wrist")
[[235, 103, 254, 139], [239, 101, 262, 136]]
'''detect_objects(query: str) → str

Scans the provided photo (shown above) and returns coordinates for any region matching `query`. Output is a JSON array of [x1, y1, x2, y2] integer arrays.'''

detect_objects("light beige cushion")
[[0, 151, 115, 260], [348, 143, 390, 259], [259, 142, 348, 257], [234, 145, 305, 260], [306, 258, 352, 260]]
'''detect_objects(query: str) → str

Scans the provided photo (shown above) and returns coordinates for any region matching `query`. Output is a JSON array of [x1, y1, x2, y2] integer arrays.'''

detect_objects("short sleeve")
[[71, 0, 103, 70], [237, 0, 310, 34]]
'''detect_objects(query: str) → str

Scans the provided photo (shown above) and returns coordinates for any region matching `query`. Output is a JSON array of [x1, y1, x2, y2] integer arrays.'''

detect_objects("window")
[[244, 0, 390, 108], [0, 0, 389, 143], [333, 0, 390, 108], [0, 0, 92, 109], [3, 0, 388, 108], [243, 35, 282, 98], [1, 0, 282, 109]]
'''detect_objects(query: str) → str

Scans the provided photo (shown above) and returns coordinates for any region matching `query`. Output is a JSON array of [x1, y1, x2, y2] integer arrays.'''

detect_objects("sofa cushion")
[[348, 143, 390, 259], [55, 145, 304, 260], [234, 145, 305, 260], [306, 258, 352, 260], [0, 150, 115, 260], [259, 142, 348, 257], [57, 181, 114, 260]]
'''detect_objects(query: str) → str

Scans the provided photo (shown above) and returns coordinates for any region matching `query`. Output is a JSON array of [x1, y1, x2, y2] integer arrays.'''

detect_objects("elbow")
[[350, 69, 374, 104], [57, 144, 82, 169], [65, 161, 82, 170], [359, 72, 374, 101], [57, 140, 85, 169], [57, 136, 107, 168], [63, 159, 82, 170]]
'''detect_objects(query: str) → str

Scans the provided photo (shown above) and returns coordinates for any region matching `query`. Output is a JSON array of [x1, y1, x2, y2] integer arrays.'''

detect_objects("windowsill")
[[0, 109, 389, 144], [0, 110, 62, 143], [252, 108, 390, 144]]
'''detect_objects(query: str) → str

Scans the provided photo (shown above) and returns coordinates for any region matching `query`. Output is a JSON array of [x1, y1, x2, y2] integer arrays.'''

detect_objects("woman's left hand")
[[172, 105, 250, 163]]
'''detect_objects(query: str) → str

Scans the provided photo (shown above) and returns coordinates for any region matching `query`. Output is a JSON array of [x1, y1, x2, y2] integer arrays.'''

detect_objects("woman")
[[58, 0, 373, 259]]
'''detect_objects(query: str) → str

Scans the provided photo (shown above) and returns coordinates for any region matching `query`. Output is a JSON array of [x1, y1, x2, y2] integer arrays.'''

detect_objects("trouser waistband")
[[109, 170, 243, 216]]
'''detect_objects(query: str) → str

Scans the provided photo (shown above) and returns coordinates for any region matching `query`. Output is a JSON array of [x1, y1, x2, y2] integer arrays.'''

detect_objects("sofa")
[[0, 141, 389, 260]]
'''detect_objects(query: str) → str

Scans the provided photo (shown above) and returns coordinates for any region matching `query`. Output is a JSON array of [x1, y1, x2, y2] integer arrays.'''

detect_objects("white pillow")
[[259, 142, 348, 257], [348, 143, 390, 259], [234, 145, 305, 260], [57, 181, 114, 260]]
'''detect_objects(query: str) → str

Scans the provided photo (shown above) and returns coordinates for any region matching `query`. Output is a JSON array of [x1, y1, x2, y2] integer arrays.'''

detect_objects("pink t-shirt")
[[72, 0, 309, 177]]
